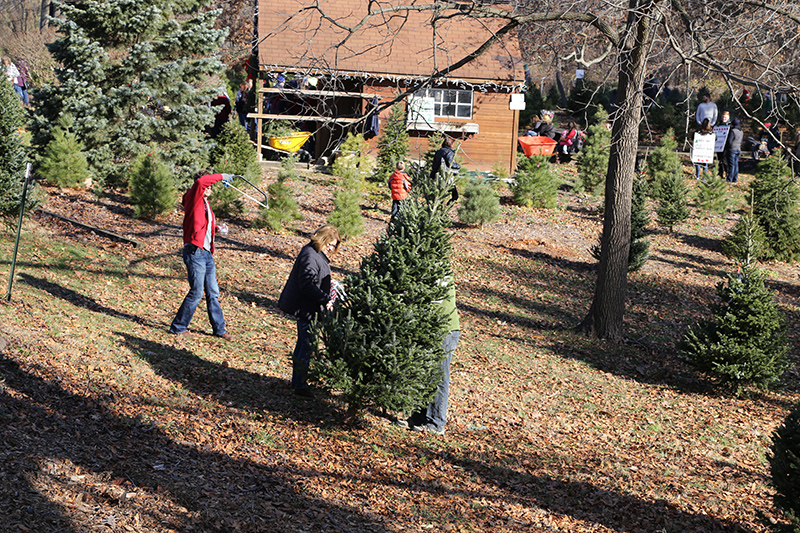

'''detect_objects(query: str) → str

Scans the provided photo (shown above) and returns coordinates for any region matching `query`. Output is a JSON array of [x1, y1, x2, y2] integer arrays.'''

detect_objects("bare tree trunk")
[[578, 0, 656, 341], [40, 0, 49, 29]]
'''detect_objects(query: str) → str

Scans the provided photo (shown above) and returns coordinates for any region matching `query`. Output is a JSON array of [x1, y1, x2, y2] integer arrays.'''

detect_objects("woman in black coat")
[[278, 225, 341, 397]]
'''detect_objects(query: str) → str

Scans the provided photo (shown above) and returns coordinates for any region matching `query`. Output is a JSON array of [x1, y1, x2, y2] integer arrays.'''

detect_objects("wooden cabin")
[[252, 0, 525, 173]]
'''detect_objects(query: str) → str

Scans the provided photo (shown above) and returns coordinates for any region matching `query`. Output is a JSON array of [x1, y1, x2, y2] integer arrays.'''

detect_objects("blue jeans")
[[727, 150, 740, 183], [695, 163, 708, 179], [170, 245, 226, 335], [413, 330, 460, 431], [292, 320, 313, 389]]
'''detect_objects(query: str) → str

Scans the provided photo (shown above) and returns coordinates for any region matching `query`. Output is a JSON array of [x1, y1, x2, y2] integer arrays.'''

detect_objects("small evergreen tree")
[[313, 164, 453, 421], [694, 172, 730, 215], [422, 131, 444, 169], [254, 155, 302, 231], [372, 102, 409, 183], [128, 150, 176, 219], [36, 118, 91, 188], [511, 154, 559, 208], [209, 121, 262, 218], [457, 177, 500, 227], [680, 266, 789, 391], [647, 128, 683, 200], [721, 206, 766, 266], [328, 133, 368, 239], [576, 107, 611, 195], [749, 153, 800, 262], [654, 172, 690, 231], [591, 171, 650, 271], [0, 76, 31, 221], [770, 403, 800, 530]]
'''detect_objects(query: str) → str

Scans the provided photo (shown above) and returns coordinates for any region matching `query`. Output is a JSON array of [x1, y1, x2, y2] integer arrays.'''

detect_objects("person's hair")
[[566, 120, 577, 131], [441, 137, 453, 148], [396, 161, 405, 171], [699, 118, 712, 133], [1, 57, 9, 66], [310, 224, 340, 253]]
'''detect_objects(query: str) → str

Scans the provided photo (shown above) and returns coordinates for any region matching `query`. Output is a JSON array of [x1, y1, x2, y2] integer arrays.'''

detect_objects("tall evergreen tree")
[[313, 164, 454, 421], [32, 0, 227, 188], [0, 77, 31, 221], [372, 102, 409, 183]]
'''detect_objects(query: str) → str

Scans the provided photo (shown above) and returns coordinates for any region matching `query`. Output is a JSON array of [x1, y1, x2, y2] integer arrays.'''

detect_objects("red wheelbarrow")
[[518, 136, 557, 157]]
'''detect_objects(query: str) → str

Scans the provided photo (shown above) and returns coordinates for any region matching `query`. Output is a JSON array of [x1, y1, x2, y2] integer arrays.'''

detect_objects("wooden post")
[[256, 77, 264, 162]]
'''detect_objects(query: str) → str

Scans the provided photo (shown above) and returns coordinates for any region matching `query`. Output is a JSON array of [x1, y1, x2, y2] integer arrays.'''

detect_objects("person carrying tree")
[[278, 225, 341, 398], [170, 172, 235, 340], [397, 274, 460, 435], [387, 161, 412, 219]]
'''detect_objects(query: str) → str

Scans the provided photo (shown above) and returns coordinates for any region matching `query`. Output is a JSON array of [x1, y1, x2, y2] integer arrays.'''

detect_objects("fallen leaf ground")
[[1, 161, 799, 532]]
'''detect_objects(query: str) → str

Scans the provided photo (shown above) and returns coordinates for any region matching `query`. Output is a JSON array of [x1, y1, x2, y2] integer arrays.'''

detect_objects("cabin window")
[[414, 88, 473, 119]]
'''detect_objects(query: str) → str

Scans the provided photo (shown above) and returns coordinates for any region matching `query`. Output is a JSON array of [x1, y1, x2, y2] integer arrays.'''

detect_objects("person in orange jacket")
[[387, 161, 412, 219]]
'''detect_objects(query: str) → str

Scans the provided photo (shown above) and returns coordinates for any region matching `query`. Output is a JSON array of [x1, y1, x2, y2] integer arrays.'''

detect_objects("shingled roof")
[[257, 0, 524, 85]]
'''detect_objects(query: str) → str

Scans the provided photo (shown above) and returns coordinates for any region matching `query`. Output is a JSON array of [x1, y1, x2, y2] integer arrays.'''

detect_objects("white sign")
[[713, 126, 730, 152], [575, 69, 585, 79], [691, 132, 716, 164], [407, 96, 435, 124], [509, 93, 526, 111]]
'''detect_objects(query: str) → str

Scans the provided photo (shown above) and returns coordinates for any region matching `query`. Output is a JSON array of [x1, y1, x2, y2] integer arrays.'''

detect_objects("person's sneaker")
[[216, 333, 233, 341], [419, 423, 445, 436], [293, 388, 314, 399], [394, 418, 409, 429]]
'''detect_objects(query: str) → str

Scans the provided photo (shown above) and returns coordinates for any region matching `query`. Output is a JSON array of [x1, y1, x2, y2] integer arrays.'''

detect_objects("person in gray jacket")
[[726, 119, 744, 183]]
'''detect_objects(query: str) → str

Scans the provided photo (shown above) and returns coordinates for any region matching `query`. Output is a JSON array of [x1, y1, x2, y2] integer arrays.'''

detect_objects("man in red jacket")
[[169, 172, 234, 340]]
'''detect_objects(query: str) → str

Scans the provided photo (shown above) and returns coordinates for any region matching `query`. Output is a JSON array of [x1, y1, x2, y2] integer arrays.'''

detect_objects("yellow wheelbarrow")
[[266, 131, 313, 161]]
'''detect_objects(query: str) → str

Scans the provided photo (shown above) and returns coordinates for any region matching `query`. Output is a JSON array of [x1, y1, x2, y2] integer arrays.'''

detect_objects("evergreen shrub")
[[680, 267, 789, 390], [37, 120, 90, 188], [458, 177, 500, 227], [749, 153, 800, 262], [722, 209, 766, 266], [694, 172, 730, 215], [654, 172, 689, 231], [329, 134, 369, 239], [511, 155, 559, 208], [372, 102, 408, 183], [576, 107, 611, 195], [254, 155, 302, 231], [128, 150, 176, 219], [209, 121, 262, 218]]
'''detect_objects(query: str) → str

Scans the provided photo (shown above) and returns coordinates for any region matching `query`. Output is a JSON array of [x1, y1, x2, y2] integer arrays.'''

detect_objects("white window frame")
[[414, 88, 473, 120]]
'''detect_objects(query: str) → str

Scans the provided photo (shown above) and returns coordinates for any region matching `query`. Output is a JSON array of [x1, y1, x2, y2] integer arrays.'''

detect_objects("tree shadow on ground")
[[676, 232, 725, 254], [439, 446, 760, 532], [648, 249, 730, 279], [118, 332, 345, 428], [0, 355, 392, 533], [19, 273, 164, 330]]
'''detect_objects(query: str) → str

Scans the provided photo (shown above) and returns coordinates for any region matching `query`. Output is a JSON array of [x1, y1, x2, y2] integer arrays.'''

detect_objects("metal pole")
[[6, 163, 32, 301]]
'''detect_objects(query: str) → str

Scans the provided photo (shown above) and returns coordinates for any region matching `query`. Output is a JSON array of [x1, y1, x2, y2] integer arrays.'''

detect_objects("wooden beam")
[[35, 209, 141, 247], [258, 87, 380, 99], [246, 113, 362, 123]]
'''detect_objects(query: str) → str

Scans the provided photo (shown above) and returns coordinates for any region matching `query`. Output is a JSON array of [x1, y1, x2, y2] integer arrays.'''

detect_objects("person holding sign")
[[692, 119, 716, 180]]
